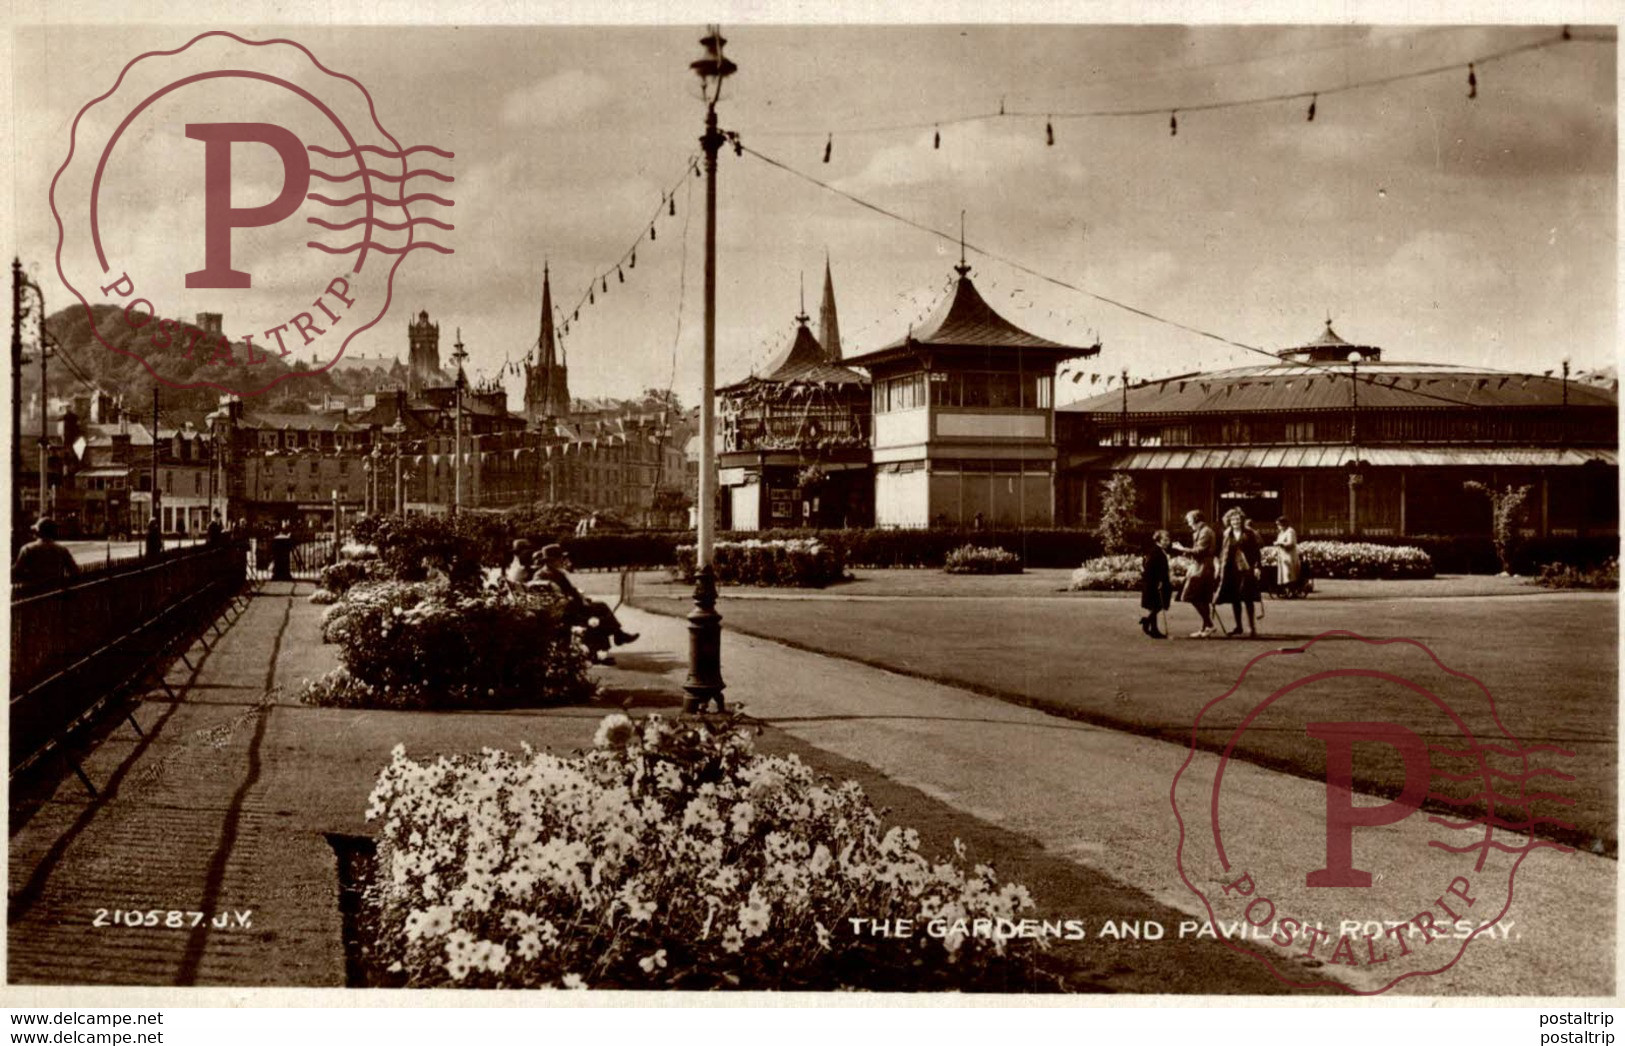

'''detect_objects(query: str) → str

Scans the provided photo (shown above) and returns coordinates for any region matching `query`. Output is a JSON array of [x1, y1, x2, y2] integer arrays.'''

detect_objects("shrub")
[[318, 557, 386, 597], [944, 545, 1023, 575], [722, 528, 1102, 570], [302, 579, 594, 709], [1093, 473, 1142, 556], [351, 515, 490, 590], [1069, 554, 1195, 592], [675, 539, 846, 588], [1534, 558, 1619, 590], [1462, 482, 1534, 575], [362, 712, 1049, 989], [1262, 541, 1435, 580]]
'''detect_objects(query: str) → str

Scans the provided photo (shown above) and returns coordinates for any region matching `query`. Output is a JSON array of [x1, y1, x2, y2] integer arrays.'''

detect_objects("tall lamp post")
[[1347, 350, 1363, 537], [451, 331, 468, 517], [683, 26, 736, 714], [385, 420, 406, 515]]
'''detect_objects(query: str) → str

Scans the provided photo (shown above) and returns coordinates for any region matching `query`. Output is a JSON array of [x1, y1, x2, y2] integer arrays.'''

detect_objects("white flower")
[[638, 949, 669, 973], [594, 713, 636, 749], [561, 973, 587, 990]]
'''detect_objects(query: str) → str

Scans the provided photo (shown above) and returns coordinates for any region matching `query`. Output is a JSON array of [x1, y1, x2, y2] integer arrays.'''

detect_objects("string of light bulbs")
[[747, 28, 1609, 157], [736, 141, 1598, 410]]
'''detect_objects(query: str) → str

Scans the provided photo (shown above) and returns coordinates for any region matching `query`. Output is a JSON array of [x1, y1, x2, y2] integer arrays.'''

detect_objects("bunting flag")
[[1498, 377, 1510, 389], [1304, 380, 1314, 391], [1177, 381, 1187, 393], [1475, 379, 1489, 390], [1543, 369, 1555, 378], [1200, 383, 1211, 394], [545, 446, 553, 458], [430, 454, 441, 465]]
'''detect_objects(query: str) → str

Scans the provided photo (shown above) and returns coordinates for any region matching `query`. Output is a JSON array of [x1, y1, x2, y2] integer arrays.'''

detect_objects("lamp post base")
[[682, 565, 725, 713]]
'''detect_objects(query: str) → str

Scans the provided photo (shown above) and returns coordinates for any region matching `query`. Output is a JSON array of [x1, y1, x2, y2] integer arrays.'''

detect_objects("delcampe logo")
[[1171, 632, 1576, 994], [50, 30, 455, 397]]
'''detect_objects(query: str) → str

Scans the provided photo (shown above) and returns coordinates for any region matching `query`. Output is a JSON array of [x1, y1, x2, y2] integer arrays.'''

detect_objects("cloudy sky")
[[8, 15, 1616, 407]]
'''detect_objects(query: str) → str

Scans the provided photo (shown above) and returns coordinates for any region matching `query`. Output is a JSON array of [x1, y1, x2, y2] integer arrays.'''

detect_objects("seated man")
[[526, 544, 637, 659], [13, 517, 80, 588]]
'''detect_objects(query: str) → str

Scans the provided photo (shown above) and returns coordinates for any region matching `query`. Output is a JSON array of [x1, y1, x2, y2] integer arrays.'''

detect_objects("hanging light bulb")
[[1467, 63, 1477, 99], [649, 224, 656, 242], [1045, 117, 1054, 146], [733, 135, 743, 157], [1307, 94, 1317, 122], [933, 125, 940, 149], [669, 195, 676, 217], [617, 266, 624, 284], [573, 308, 579, 321], [589, 287, 595, 305], [630, 248, 636, 269], [1169, 110, 1178, 136], [823, 134, 832, 163], [602, 275, 608, 293]]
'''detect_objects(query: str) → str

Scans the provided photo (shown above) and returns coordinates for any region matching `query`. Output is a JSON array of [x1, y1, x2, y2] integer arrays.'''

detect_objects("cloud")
[[500, 70, 614, 128], [833, 121, 1086, 195]]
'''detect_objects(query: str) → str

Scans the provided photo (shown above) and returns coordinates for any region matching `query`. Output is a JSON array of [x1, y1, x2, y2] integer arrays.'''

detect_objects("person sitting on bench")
[[527, 544, 638, 654]]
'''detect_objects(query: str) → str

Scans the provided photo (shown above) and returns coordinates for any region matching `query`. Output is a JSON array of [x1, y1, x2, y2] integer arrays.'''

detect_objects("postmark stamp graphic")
[[1170, 630, 1576, 995], [50, 30, 455, 398]]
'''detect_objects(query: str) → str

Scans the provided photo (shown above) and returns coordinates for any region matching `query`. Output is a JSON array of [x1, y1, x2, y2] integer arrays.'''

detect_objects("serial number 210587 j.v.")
[[93, 909, 254, 929]]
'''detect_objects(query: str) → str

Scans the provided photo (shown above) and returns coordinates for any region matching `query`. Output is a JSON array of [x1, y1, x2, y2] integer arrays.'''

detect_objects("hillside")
[[30, 305, 348, 421]]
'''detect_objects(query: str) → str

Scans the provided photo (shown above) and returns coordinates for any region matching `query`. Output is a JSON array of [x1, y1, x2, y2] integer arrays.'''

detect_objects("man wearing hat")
[[505, 538, 536, 587], [12, 517, 80, 588], [528, 544, 637, 658]]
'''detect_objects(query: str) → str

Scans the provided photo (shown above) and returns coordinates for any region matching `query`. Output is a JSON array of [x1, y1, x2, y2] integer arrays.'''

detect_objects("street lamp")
[[1347, 350, 1363, 536], [385, 420, 406, 515], [682, 25, 736, 715]]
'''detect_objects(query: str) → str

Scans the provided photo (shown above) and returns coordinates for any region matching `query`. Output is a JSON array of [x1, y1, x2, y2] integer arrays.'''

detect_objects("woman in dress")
[[1138, 529, 1174, 639], [1215, 508, 1263, 637], [1173, 510, 1218, 637], [1273, 516, 1300, 593]]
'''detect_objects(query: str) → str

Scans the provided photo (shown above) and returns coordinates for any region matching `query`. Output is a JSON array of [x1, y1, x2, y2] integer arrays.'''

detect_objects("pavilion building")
[[842, 259, 1100, 527], [718, 269, 872, 529], [1056, 321, 1619, 538]]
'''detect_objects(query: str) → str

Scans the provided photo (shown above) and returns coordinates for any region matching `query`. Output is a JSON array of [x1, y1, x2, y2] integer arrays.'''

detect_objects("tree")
[[1095, 472, 1142, 556], [1463, 481, 1534, 575]]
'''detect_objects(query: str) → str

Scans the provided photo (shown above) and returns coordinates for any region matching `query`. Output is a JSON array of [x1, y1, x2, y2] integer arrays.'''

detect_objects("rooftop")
[[845, 268, 1099, 366]]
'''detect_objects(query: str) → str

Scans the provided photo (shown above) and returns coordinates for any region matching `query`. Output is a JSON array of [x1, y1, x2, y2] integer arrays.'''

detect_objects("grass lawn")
[[632, 574, 1617, 855]]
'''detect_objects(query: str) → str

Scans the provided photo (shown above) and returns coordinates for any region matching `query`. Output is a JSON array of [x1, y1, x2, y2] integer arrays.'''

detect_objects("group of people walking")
[[1137, 509, 1300, 639]]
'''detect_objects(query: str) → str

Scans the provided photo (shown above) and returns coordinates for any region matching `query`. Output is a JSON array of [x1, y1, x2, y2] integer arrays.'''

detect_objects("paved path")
[[10, 578, 1612, 994], [7, 581, 617, 987], [605, 601, 1616, 996]]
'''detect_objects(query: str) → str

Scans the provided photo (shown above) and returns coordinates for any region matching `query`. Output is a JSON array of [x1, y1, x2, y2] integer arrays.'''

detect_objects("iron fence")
[[10, 542, 248, 776]]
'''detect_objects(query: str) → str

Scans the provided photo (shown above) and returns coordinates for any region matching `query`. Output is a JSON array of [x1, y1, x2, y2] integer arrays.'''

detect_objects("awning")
[[1071, 445, 1618, 471]]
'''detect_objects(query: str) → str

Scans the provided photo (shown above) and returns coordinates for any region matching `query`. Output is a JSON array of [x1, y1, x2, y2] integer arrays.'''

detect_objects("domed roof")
[[1060, 358, 1615, 414]]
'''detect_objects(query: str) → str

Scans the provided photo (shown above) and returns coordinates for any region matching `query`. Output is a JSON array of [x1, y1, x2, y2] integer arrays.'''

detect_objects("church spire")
[[819, 253, 842, 360], [525, 264, 570, 424]]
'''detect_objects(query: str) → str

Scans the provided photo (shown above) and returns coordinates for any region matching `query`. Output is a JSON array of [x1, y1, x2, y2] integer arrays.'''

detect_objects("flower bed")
[[361, 712, 1048, 989], [300, 580, 594, 710], [944, 545, 1023, 575], [1264, 541, 1434, 580], [317, 557, 387, 598], [1069, 554, 1194, 592], [1534, 558, 1619, 590], [674, 539, 845, 588]]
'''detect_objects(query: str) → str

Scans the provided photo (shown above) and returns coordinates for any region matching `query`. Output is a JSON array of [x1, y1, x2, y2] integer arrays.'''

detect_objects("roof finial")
[[955, 210, 971, 277], [796, 271, 809, 326]]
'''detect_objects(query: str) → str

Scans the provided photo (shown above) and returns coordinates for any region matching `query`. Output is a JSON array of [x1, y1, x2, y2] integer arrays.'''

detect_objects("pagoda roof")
[[722, 319, 868, 392], [845, 271, 1099, 366]]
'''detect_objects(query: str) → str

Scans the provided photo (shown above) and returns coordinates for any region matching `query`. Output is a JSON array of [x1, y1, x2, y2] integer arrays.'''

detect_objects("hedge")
[[674, 539, 846, 588]]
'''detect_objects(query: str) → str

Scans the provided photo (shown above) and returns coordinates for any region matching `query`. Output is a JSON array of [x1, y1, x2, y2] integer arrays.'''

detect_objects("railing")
[[10, 542, 248, 776], [247, 535, 338, 580]]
